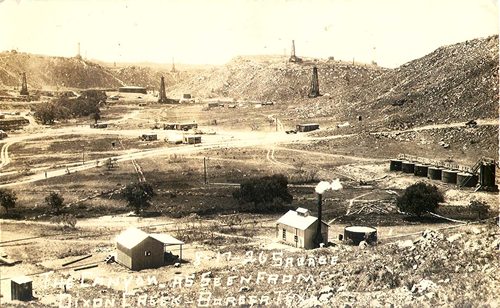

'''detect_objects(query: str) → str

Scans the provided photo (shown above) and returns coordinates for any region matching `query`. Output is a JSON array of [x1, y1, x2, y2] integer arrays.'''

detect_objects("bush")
[[45, 192, 64, 215], [0, 189, 17, 213], [33, 95, 101, 124], [50, 214, 77, 230], [469, 200, 489, 220], [33, 102, 59, 124], [396, 182, 444, 217], [233, 174, 292, 212], [122, 182, 156, 215]]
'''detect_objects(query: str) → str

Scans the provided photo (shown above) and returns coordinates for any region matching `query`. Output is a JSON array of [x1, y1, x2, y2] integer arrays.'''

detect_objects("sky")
[[0, 0, 498, 68]]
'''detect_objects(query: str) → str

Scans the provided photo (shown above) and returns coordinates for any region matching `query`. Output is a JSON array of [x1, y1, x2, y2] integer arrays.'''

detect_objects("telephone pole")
[[203, 157, 208, 184]]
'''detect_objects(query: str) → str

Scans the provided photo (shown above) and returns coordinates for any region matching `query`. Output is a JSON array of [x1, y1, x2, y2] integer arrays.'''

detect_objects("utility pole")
[[203, 157, 208, 184]]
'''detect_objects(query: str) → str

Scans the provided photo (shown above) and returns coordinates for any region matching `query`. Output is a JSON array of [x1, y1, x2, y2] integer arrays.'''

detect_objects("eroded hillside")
[[0, 52, 188, 90]]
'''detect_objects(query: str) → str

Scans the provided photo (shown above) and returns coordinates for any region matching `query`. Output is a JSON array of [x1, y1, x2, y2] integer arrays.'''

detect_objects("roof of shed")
[[116, 228, 184, 249], [115, 227, 149, 249], [277, 210, 318, 230], [119, 86, 146, 89], [150, 234, 184, 245], [11, 276, 32, 284]]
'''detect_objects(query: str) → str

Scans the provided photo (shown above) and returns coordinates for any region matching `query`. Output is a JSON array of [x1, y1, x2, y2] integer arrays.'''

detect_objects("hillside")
[[167, 55, 387, 101], [0, 52, 188, 91], [2, 35, 497, 127], [341, 35, 499, 129], [170, 36, 498, 131]]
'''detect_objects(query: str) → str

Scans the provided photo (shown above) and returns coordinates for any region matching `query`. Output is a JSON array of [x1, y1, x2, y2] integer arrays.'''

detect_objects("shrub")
[[233, 174, 292, 212], [33, 95, 101, 124], [469, 200, 489, 220], [122, 182, 156, 215], [45, 192, 64, 215], [50, 214, 77, 230], [0, 189, 17, 213], [33, 102, 59, 124], [396, 182, 444, 217]]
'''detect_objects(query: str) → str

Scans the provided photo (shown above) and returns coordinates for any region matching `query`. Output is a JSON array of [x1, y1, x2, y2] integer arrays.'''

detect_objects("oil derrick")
[[75, 42, 82, 59], [158, 76, 167, 103], [308, 66, 320, 98], [20, 72, 29, 96], [289, 40, 302, 63], [171, 57, 176, 73]]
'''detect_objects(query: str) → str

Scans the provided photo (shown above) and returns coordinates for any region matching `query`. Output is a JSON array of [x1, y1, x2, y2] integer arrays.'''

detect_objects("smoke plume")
[[315, 179, 343, 194]]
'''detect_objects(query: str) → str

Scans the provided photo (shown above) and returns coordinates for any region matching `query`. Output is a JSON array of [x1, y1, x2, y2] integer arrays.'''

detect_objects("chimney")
[[314, 193, 324, 247]]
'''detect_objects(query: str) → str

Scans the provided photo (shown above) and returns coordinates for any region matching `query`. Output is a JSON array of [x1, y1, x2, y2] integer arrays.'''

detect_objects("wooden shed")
[[296, 123, 320, 132], [11, 276, 32, 301], [115, 228, 184, 271], [175, 123, 198, 131], [276, 208, 328, 249], [183, 135, 201, 144], [140, 133, 157, 141]]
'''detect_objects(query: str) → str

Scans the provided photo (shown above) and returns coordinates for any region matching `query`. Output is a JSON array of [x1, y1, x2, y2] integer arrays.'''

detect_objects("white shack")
[[115, 228, 184, 271], [276, 207, 329, 249]]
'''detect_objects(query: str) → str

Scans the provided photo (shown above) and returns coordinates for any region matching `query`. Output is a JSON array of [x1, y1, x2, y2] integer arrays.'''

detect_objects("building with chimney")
[[276, 207, 329, 249]]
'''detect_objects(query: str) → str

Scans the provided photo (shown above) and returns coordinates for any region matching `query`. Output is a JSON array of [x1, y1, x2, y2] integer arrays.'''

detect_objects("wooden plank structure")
[[11, 276, 32, 301]]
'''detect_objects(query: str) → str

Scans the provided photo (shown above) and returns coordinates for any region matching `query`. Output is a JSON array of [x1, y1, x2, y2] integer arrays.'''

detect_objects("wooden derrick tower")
[[308, 66, 320, 98], [289, 40, 302, 63], [158, 76, 167, 103], [20, 72, 29, 96]]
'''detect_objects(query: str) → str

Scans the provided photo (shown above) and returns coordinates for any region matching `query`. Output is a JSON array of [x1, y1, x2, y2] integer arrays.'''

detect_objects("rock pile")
[[304, 225, 500, 306]]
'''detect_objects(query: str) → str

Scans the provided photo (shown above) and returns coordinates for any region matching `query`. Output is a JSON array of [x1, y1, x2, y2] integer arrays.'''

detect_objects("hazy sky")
[[1, 0, 498, 67]]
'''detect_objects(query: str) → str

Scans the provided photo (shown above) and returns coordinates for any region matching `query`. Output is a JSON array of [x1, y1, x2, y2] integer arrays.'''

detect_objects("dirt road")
[[0, 129, 302, 187], [0, 118, 496, 187]]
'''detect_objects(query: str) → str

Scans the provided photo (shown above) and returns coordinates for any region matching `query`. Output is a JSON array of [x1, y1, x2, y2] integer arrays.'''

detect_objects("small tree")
[[34, 103, 58, 124], [396, 182, 444, 217], [45, 192, 64, 215], [122, 182, 156, 215], [0, 189, 17, 213], [233, 174, 293, 212]]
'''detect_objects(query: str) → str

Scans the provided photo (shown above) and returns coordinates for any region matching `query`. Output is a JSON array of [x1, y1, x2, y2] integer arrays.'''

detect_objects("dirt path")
[[371, 118, 498, 135], [273, 146, 387, 162], [266, 147, 294, 169]]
